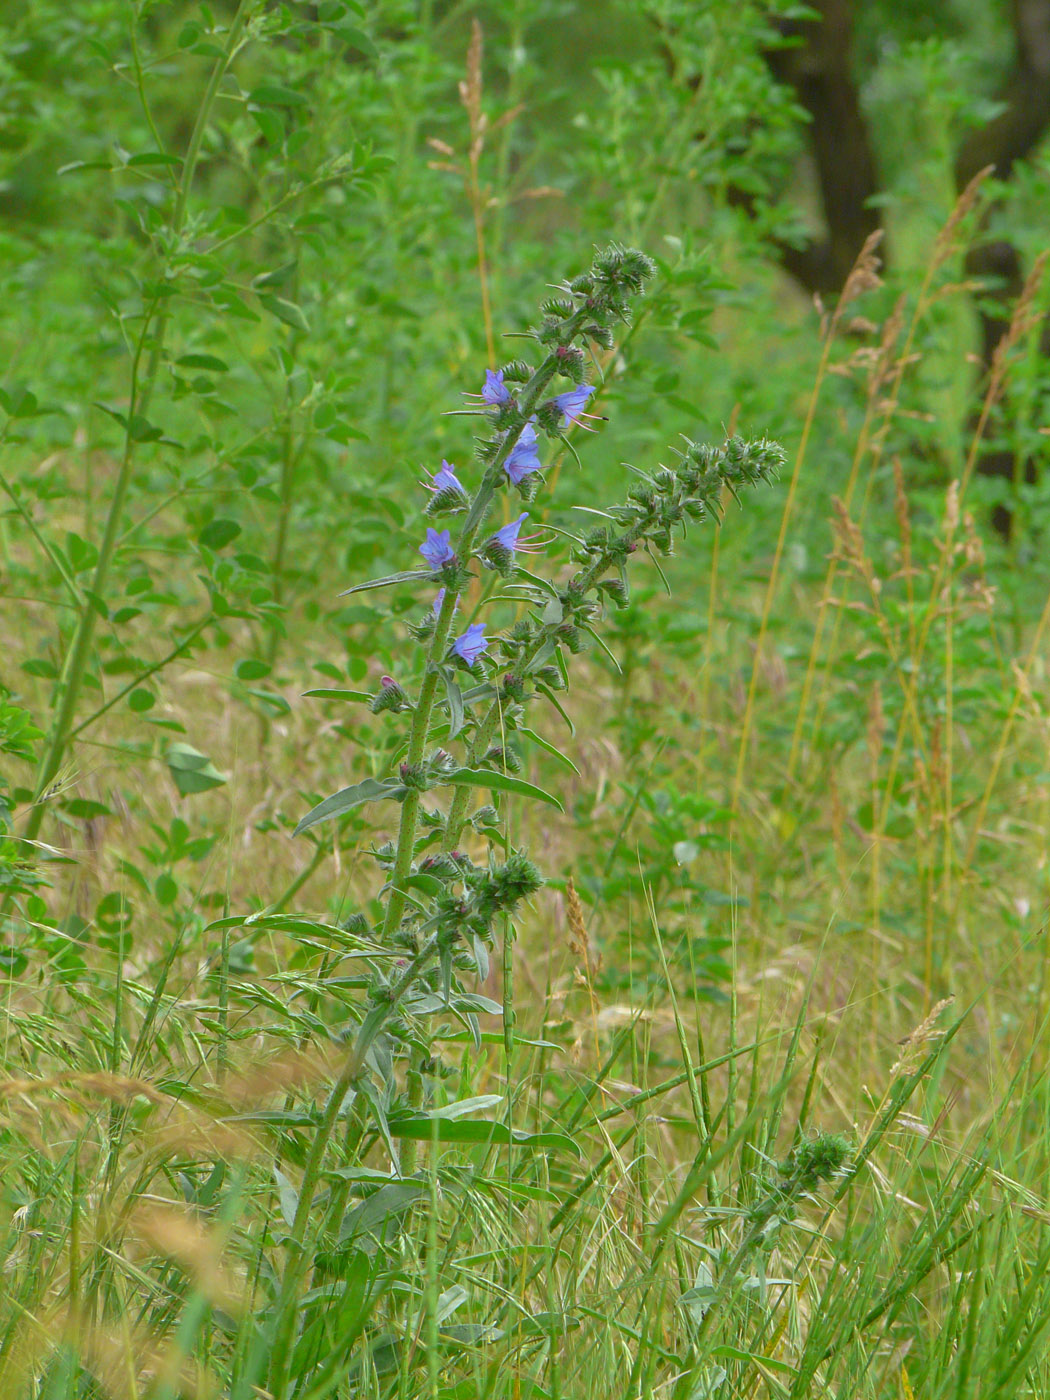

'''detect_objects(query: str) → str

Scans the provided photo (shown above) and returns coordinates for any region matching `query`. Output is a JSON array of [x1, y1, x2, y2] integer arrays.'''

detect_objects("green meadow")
[[2, 3, 1050, 1396]]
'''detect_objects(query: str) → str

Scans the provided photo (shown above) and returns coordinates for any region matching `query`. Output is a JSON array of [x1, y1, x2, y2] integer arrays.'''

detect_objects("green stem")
[[20, 1, 253, 848], [270, 838, 330, 914], [24, 308, 157, 840], [67, 616, 210, 740], [265, 933, 440, 1399]]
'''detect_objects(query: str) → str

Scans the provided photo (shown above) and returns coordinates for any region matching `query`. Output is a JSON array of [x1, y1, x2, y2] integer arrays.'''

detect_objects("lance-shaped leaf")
[[338, 569, 434, 596], [440, 768, 563, 811], [442, 670, 465, 740], [301, 688, 373, 703], [384, 1112, 581, 1155], [294, 777, 406, 835]]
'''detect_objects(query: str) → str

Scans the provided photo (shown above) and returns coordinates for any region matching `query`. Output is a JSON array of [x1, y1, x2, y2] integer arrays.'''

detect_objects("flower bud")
[[599, 577, 629, 608], [399, 762, 428, 791], [370, 675, 408, 714]]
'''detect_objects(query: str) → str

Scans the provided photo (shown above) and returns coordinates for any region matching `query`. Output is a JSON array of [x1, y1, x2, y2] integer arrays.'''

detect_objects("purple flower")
[[493, 513, 529, 550], [504, 422, 542, 485], [425, 460, 465, 494], [482, 369, 511, 406], [481, 511, 544, 574], [420, 528, 455, 570], [553, 383, 596, 426], [452, 622, 488, 667], [432, 587, 446, 618]]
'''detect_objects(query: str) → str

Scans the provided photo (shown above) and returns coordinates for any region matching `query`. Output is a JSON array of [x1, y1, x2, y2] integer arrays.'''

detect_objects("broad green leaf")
[[253, 261, 298, 289], [259, 293, 310, 333], [249, 83, 309, 107], [339, 1182, 424, 1244], [235, 658, 271, 681], [198, 518, 241, 551], [427, 1095, 503, 1119], [176, 353, 230, 372], [165, 743, 227, 795]]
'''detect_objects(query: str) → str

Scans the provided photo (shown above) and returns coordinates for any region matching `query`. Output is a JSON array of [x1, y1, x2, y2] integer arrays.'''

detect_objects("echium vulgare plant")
[[264, 245, 783, 1396]]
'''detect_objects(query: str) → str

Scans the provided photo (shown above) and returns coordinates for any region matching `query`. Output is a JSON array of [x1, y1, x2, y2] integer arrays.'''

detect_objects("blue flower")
[[553, 383, 596, 426], [493, 513, 529, 550], [420, 528, 455, 570], [427, 460, 465, 494], [452, 622, 488, 667], [482, 369, 511, 406], [481, 512, 544, 574], [504, 422, 542, 485], [432, 587, 447, 618]]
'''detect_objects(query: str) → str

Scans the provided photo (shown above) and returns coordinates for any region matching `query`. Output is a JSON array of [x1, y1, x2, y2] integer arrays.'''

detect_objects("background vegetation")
[[2, 1, 1050, 1396]]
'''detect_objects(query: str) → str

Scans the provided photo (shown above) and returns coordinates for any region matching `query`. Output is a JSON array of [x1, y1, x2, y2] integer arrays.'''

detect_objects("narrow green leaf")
[[274, 1167, 300, 1232], [441, 769, 563, 811], [443, 671, 465, 741], [535, 683, 575, 735], [127, 151, 182, 168], [519, 726, 580, 775], [385, 1116, 581, 1155], [294, 778, 405, 835], [301, 688, 373, 703], [338, 570, 433, 596]]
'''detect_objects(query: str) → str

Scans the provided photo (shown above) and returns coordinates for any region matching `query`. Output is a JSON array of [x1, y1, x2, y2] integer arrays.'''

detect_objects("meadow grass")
[[3, 7, 1050, 1397], [4, 250, 1050, 1396]]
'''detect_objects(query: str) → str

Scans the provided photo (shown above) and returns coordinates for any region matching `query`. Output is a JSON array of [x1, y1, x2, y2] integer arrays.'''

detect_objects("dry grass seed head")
[[891, 997, 955, 1078], [892, 458, 913, 568], [129, 1203, 244, 1313], [216, 1043, 339, 1110], [933, 165, 994, 270], [988, 251, 1049, 390], [147, 1105, 261, 1163], [836, 230, 884, 318]]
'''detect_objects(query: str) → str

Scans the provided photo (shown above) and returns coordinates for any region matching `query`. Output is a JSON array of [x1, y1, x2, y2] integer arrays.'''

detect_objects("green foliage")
[[2, 1, 1050, 1397]]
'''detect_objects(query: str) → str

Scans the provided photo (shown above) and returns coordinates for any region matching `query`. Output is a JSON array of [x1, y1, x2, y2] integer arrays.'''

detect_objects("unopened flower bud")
[[370, 675, 408, 713]]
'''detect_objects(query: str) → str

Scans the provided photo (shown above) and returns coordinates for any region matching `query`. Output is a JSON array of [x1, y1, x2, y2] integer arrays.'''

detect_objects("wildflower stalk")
[[378, 339, 578, 941], [440, 436, 785, 853], [285, 252, 780, 1395]]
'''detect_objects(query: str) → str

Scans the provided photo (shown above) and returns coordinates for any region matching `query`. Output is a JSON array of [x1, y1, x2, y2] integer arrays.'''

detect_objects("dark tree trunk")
[[762, 0, 1050, 535], [764, 0, 882, 296], [954, 0, 1050, 535]]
